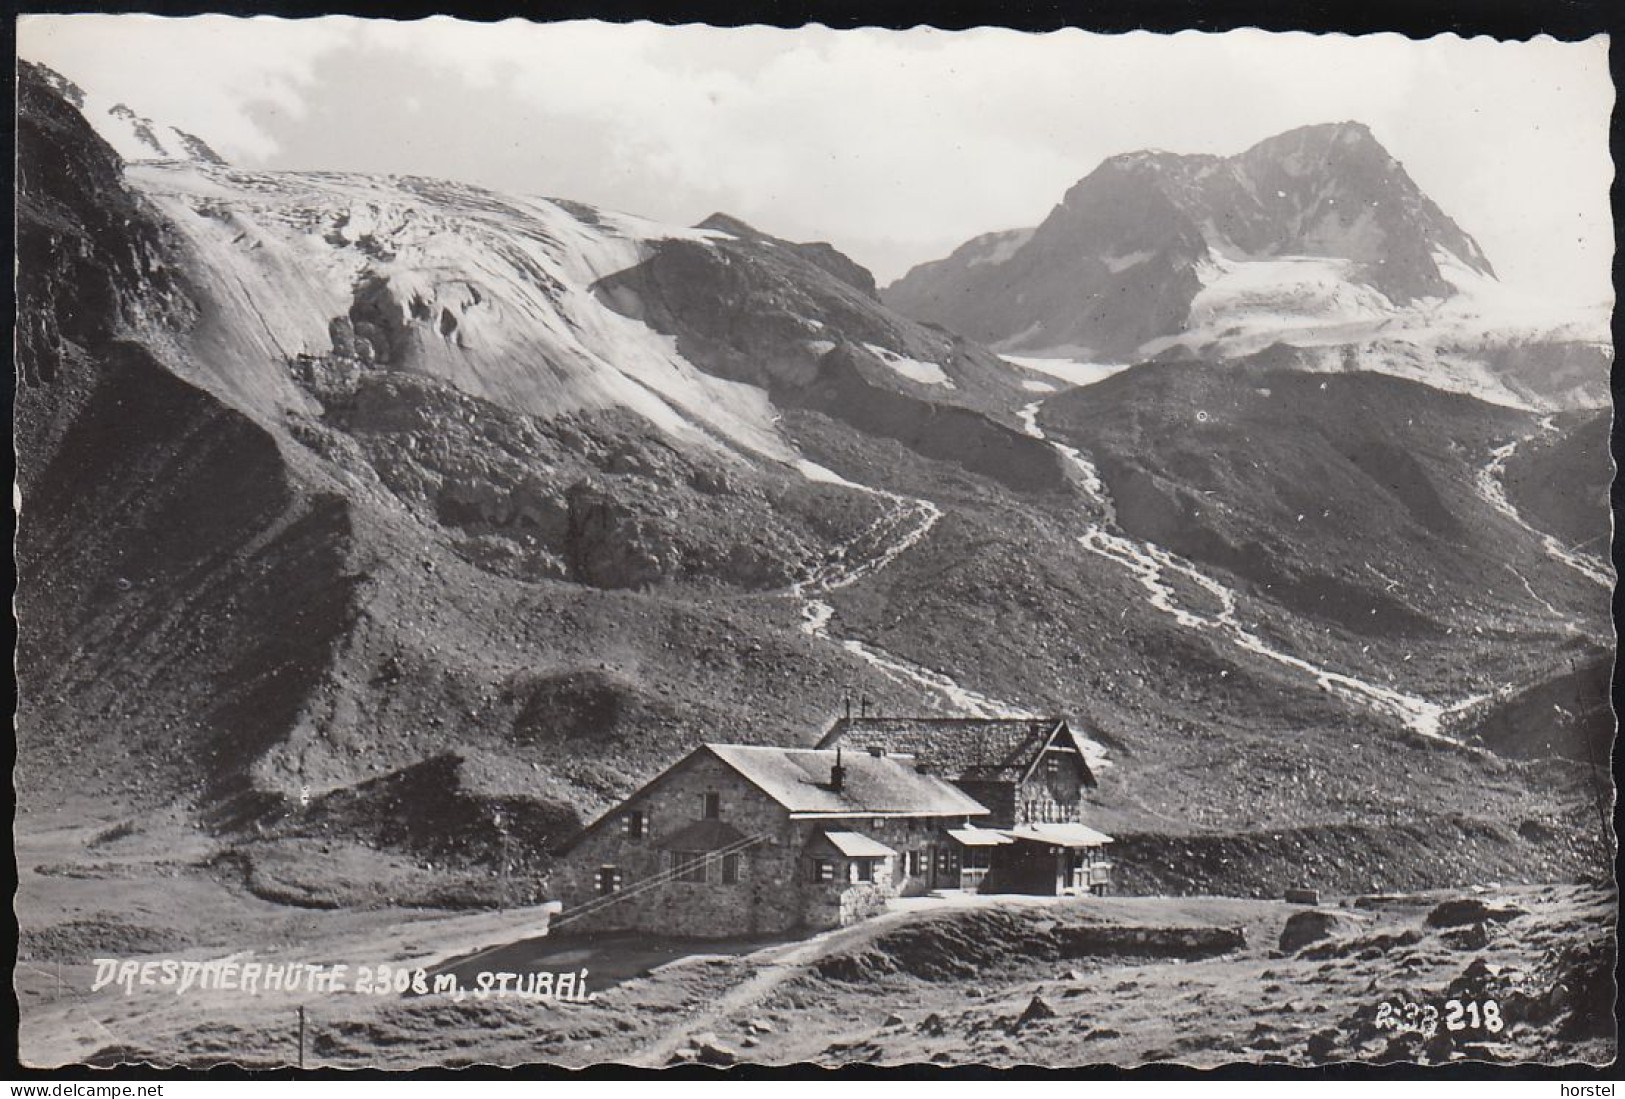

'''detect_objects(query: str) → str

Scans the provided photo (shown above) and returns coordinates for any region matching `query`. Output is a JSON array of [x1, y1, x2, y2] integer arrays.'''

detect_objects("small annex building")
[[816, 716, 1113, 895], [816, 716, 1102, 826]]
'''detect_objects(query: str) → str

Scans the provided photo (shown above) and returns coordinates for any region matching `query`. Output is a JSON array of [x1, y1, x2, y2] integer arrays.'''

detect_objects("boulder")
[[693, 1039, 739, 1066], [1441, 923, 1494, 950], [1425, 898, 1528, 928], [1305, 1028, 1342, 1061], [1279, 909, 1355, 954], [1011, 995, 1057, 1031]]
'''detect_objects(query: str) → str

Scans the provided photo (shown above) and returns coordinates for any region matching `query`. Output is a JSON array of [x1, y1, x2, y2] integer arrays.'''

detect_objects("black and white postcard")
[[12, 15, 1618, 1070]]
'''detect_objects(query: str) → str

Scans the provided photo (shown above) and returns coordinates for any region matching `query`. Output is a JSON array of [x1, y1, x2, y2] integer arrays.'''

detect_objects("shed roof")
[[945, 826, 1014, 847], [1004, 822, 1115, 848], [812, 830, 898, 858], [817, 717, 1099, 786], [706, 744, 988, 818]]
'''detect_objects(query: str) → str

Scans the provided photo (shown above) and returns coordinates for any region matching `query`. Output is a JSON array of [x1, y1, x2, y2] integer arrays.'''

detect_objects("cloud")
[[18, 14, 353, 160], [17, 18, 1612, 301]]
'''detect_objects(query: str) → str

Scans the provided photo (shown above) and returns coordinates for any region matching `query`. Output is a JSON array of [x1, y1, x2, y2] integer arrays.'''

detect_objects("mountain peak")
[[885, 119, 1496, 358], [696, 212, 879, 299], [1098, 147, 1220, 171], [1240, 119, 1394, 166], [697, 212, 762, 238], [1292, 118, 1375, 139], [19, 56, 228, 167], [23, 60, 86, 109]]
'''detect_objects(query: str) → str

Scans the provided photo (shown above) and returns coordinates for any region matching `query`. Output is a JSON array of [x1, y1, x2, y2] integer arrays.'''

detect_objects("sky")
[[16, 16, 1615, 302]]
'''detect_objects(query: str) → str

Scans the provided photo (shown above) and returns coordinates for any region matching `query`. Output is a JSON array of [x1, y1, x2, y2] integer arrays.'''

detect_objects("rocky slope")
[[1500, 408, 1614, 555], [885, 122, 1608, 408], [29, 62, 226, 165], [1036, 359, 1602, 643], [14, 60, 1613, 906], [15, 59, 929, 837]]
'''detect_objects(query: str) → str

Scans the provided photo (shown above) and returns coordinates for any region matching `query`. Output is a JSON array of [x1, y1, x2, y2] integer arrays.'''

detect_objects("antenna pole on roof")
[[844, 691, 852, 720], [860, 695, 870, 718]]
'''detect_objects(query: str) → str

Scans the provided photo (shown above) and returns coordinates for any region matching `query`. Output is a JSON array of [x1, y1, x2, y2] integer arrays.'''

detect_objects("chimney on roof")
[[866, 746, 885, 758], [843, 692, 852, 721], [860, 695, 871, 718], [830, 747, 846, 791]]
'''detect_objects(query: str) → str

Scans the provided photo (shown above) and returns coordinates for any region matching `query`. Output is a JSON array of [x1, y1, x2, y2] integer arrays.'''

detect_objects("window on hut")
[[623, 810, 645, 839], [722, 852, 741, 885], [701, 792, 721, 820], [811, 858, 836, 884], [854, 859, 876, 883], [673, 851, 708, 883], [596, 867, 623, 895]]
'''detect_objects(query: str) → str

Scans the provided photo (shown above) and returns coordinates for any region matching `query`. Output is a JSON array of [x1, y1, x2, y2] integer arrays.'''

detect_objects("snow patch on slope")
[[793, 459, 866, 489], [1001, 355, 1131, 389], [1139, 248, 1610, 410], [965, 228, 1034, 268], [1185, 253, 1396, 331], [863, 343, 954, 388], [128, 163, 790, 460], [1102, 249, 1155, 274], [78, 87, 227, 165]]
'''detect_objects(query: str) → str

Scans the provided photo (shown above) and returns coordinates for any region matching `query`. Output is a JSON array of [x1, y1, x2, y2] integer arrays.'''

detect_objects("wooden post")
[[495, 810, 510, 909], [297, 1005, 306, 1070], [501, 829, 511, 908]]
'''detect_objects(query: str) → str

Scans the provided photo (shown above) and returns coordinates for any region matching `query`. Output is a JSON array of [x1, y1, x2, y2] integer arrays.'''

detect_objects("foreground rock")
[[1279, 910, 1359, 954]]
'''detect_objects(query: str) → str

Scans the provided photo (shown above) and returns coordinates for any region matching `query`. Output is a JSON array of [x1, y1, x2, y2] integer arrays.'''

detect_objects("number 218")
[[1444, 999, 1503, 1033]]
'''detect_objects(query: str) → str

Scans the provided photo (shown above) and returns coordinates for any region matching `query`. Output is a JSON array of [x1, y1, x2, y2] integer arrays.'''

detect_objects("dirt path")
[[785, 459, 1059, 721], [624, 892, 1055, 1066], [786, 476, 1019, 715], [624, 911, 900, 1065]]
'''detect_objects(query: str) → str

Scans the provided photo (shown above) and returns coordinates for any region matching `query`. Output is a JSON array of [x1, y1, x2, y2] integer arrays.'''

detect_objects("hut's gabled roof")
[[706, 743, 989, 818], [557, 739, 990, 854], [816, 716, 1099, 786]]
